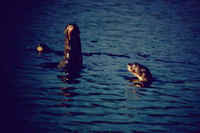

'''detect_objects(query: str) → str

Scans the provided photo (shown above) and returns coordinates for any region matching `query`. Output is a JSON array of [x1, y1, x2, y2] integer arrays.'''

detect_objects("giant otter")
[[127, 63, 152, 87], [58, 24, 82, 75]]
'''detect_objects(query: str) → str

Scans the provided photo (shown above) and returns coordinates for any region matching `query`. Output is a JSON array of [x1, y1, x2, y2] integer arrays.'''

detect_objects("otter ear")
[[132, 63, 136, 68]]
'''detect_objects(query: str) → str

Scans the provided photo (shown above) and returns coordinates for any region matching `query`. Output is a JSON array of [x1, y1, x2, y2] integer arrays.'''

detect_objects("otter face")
[[64, 24, 75, 40], [127, 63, 144, 81], [128, 62, 152, 84], [36, 44, 52, 53], [36, 45, 43, 53], [67, 25, 74, 34], [127, 63, 139, 73]]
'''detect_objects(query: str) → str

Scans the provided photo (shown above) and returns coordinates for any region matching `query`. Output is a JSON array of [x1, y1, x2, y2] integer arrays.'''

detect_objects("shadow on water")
[[83, 52, 130, 58], [136, 52, 151, 58]]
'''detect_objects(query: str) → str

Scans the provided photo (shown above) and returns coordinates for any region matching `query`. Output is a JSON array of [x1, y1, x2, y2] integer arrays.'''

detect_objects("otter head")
[[127, 63, 140, 73], [36, 44, 51, 53], [64, 24, 80, 40], [36, 44, 43, 53]]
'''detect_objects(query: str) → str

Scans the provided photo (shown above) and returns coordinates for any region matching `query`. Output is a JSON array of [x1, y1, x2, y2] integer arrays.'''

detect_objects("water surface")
[[15, 0, 200, 132]]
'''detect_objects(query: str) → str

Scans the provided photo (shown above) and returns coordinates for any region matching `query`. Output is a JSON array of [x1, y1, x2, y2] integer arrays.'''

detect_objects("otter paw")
[[134, 82, 144, 88]]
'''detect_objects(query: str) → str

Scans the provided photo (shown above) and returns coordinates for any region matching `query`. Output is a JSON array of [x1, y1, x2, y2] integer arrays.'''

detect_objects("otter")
[[127, 63, 152, 87], [58, 24, 82, 74]]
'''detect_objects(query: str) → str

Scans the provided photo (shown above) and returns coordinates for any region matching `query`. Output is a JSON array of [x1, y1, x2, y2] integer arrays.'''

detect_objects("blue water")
[[14, 0, 200, 132]]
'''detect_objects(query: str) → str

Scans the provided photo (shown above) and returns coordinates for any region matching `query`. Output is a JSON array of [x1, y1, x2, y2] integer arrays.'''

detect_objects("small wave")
[[83, 52, 130, 58], [90, 40, 98, 43], [137, 52, 151, 58], [155, 59, 197, 66], [26, 47, 130, 59], [156, 78, 200, 86], [39, 62, 59, 69], [40, 111, 67, 117]]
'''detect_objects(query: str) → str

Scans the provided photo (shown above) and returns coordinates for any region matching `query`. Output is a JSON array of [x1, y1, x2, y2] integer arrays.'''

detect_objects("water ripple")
[[15, 0, 200, 132]]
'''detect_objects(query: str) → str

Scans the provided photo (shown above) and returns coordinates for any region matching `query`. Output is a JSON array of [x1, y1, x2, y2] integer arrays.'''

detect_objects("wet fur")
[[128, 63, 152, 87], [58, 24, 82, 74]]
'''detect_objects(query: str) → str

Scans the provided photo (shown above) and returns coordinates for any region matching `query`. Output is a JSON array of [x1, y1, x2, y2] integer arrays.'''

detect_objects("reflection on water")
[[15, 0, 200, 132], [57, 74, 81, 84]]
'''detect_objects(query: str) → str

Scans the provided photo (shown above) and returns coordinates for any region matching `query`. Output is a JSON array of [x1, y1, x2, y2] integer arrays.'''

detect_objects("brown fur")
[[127, 63, 152, 87], [58, 24, 82, 74]]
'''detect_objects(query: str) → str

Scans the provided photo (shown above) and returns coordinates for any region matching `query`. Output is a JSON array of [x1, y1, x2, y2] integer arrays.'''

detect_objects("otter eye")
[[131, 66, 134, 70]]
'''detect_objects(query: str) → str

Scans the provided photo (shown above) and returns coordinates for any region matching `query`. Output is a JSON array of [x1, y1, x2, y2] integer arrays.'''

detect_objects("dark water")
[[12, 0, 200, 132]]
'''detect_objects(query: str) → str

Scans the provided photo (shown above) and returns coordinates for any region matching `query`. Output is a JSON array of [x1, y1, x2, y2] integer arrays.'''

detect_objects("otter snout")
[[64, 24, 75, 40]]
